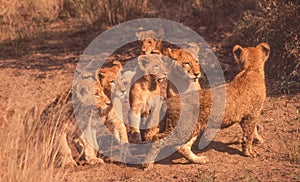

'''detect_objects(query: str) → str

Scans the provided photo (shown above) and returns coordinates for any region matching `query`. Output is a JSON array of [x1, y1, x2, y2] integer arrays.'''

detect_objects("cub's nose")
[[105, 101, 111, 106], [194, 72, 201, 77]]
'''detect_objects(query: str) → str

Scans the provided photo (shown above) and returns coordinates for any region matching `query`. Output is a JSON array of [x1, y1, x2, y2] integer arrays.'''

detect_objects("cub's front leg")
[[144, 96, 165, 142], [128, 106, 142, 144]]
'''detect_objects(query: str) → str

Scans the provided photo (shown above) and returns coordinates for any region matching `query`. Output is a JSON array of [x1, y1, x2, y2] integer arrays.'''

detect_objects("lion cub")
[[167, 42, 202, 97], [136, 29, 164, 55], [39, 77, 111, 167], [143, 43, 270, 170], [95, 61, 129, 145], [128, 54, 168, 143], [40, 62, 131, 167]]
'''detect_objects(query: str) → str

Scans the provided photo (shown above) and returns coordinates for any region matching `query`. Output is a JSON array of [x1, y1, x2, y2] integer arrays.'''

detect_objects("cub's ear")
[[233, 44, 243, 63], [188, 42, 200, 56], [95, 69, 105, 82], [75, 81, 93, 103], [112, 60, 122, 71], [135, 31, 143, 40], [156, 28, 164, 40], [257, 43, 270, 62], [137, 55, 149, 71], [168, 48, 182, 60], [77, 85, 88, 98]]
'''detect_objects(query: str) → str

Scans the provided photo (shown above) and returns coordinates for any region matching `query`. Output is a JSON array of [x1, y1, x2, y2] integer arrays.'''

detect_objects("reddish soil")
[[0, 17, 299, 181]]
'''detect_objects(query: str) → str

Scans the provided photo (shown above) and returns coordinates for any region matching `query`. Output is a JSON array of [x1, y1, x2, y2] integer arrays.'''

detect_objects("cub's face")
[[94, 81, 111, 114], [168, 48, 201, 81], [111, 73, 127, 99], [140, 38, 162, 54], [73, 79, 111, 115], [96, 61, 126, 99], [137, 54, 169, 80], [233, 43, 270, 71], [136, 29, 164, 55]]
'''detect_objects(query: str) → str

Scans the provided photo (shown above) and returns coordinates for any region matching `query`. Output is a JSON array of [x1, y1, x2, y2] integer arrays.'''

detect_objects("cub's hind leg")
[[177, 136, 209, 164], [240, 118, 259, 157], [238, 123, 263, 145], [253, 123, 264, 144]]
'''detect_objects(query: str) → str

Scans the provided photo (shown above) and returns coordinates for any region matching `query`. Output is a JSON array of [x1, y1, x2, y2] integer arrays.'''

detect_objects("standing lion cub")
[[128, 54, 169, 144], [142, 43, 270, 170]]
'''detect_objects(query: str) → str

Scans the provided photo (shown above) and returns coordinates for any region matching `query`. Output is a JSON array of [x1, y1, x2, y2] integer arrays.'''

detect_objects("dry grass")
[[0, 0, 62, 41], [0, 0, 147, 41], [0, 106, 68, 181], [99, 0, 147, 25]]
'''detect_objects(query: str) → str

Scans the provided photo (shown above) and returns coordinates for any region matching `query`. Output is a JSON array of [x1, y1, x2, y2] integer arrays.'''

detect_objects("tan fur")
[[40, 79, 111, 167], [143, 43, 270, 170], [136, 29, 164, 55], [97, 61, 123, 98], [128, 54, 168, 143], [167, 43, 202, 97], [41, 61, 130, 167], [95, 61, 129, 145]]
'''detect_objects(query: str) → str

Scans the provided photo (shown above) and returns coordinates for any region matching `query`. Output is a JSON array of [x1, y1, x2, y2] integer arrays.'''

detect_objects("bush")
[[227, 0, 299, 94]]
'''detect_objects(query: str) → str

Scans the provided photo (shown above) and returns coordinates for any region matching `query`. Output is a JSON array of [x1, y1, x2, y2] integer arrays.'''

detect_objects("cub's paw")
[[243, 148, 259, 158], [141, 162, 154, 171], [86, 158, 105, 165], [237, 137, 263, 145], [191, 155, 209, 164], [253, 136, 264, 145], [61, 160, 78, 168], [129, 132, 142, 144]]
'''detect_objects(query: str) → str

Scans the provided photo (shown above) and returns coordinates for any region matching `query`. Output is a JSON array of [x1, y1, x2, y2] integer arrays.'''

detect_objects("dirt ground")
[[0, 16, 299, 181]]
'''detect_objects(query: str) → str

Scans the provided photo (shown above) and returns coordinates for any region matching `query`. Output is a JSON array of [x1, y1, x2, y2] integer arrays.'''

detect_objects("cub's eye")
[[110, 80, 115, 84], [196, 61, 199, 64], [154, 64, 159, 68], [94, 93, 100, 98], [184, 62, 191, 66]]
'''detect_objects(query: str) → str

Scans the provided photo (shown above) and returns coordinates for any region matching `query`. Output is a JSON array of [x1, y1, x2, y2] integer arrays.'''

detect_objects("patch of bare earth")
[[56, 96, 299, 181]]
